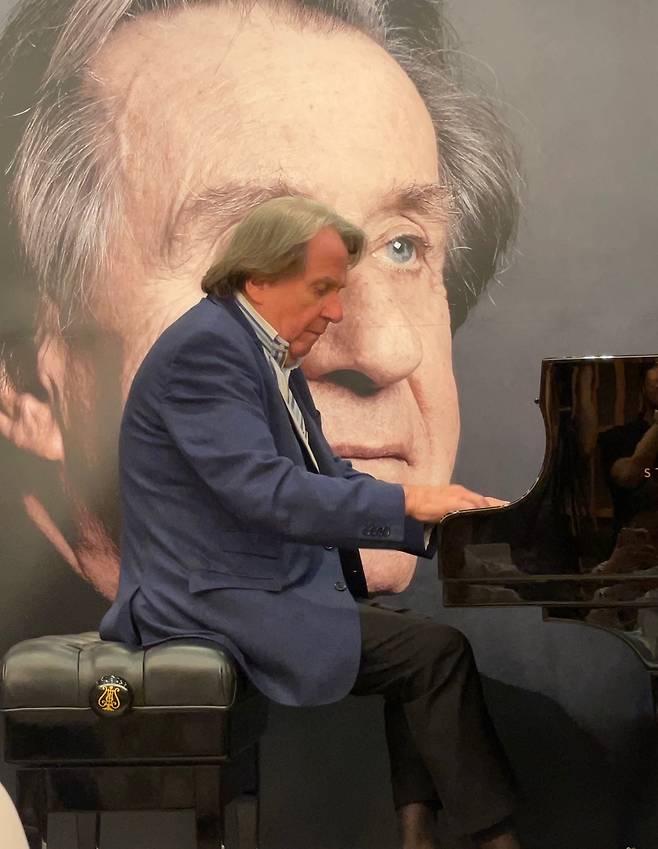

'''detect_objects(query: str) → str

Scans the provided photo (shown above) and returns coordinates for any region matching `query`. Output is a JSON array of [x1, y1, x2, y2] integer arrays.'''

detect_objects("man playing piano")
[[101, 197, 522, 849]]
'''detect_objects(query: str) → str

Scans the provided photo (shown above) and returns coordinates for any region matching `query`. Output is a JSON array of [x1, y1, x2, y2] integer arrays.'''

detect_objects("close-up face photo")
[[0, 0, 515, 598]]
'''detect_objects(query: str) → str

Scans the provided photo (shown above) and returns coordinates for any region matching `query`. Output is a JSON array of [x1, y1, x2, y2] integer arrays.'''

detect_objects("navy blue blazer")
[[100, 295, 434, 706]]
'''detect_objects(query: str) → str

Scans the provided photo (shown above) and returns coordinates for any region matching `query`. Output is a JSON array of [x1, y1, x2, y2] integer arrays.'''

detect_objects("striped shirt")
[[235, 292, 319, 470], [235, 292, 298, 372]]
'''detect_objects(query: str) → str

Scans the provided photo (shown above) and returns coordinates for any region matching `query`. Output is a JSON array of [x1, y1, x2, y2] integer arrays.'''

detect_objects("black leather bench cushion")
[[1, 633, 245, 708], [1, 634, 267, 766]]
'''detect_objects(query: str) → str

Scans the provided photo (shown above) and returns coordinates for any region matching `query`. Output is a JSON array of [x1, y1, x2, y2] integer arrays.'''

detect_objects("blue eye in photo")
[[384, 235, 429, 266], [387, 236, 416, 263]]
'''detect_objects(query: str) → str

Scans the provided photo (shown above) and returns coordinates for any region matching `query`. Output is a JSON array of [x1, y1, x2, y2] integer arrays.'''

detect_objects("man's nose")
[[321, 291, 344, 324], [304, 271, 423, 390]]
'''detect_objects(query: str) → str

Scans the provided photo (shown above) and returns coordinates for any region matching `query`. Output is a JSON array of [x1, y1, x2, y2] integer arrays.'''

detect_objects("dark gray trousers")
[[351, 602, 517, 838]]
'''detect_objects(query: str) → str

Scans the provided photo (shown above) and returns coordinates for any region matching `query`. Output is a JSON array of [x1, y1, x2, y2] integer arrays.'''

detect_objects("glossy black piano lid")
[[440, 356, 658, 622]]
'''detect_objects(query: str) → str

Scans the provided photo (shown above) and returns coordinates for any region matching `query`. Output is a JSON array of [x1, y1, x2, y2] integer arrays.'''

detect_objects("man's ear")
[[243, 278, 267, 305], [0, 338, 64, 462]]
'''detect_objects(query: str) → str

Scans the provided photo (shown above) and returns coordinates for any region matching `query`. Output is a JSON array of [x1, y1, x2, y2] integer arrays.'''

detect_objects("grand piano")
[[440, 355, 658, 709]]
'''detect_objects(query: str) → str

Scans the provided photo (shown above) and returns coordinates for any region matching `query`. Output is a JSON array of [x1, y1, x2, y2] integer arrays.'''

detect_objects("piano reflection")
[[440, 356, 658, 701]]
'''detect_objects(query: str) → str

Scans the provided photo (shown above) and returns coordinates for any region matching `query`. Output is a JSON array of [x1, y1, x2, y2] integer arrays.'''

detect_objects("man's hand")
[[402, 484, 507, 523]]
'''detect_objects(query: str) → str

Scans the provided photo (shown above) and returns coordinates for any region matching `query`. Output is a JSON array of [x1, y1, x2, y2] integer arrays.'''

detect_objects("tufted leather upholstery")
[[1, 633, 268, 766], [2, 633, 246, 708], [1, 633, 265, 848]]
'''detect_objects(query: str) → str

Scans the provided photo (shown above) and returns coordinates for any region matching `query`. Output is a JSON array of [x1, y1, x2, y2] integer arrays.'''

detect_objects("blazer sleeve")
[[159, 330, 429, 555], [291, 369, 435, 558], [321, 440, 435, 558]]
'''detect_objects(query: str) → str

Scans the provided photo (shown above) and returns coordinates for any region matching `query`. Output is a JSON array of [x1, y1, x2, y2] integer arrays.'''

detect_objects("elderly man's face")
[[25, 4, 459, 595], [246, 227, 349, 359]]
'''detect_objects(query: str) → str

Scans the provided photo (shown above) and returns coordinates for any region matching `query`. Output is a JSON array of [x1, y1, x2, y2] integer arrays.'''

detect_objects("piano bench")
[[1, 633, 268, 849]]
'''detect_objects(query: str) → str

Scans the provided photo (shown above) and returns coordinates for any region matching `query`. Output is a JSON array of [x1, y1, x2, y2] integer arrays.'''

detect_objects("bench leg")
[[196, 815, 222, 849], [223, 794, 258, 849], [16, 770, 47, 849], [194, 766, 222, 849], [73, 812, 101, 849], [22, 827, 45, 849]]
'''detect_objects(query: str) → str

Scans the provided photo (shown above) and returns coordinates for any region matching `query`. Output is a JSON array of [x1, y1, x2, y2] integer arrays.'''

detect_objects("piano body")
[[440, 355, 658, 707]]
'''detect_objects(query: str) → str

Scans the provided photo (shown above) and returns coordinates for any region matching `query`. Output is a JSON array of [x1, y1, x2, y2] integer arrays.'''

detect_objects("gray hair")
[[0, 0, 520, 387], [201, 196, 366, 298]]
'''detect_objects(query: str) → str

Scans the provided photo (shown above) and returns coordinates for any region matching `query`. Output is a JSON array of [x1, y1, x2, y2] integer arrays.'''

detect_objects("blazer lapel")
[[211, 295, 324, 471], [289, 370, 336, 476], [209, 293, 263, 351]]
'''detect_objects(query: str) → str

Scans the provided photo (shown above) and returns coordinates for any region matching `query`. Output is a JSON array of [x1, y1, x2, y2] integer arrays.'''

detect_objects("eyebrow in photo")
[[169, 178, 452, 250]]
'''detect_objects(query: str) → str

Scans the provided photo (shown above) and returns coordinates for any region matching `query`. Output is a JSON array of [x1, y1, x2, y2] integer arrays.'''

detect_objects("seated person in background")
[[598, 362, 658, 574], [101, 197, 522, 848]]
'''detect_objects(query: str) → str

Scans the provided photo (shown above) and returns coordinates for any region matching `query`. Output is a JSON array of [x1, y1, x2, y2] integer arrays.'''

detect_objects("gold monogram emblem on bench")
[[97, 683, 123, 712], [90, 674, 133, 717]]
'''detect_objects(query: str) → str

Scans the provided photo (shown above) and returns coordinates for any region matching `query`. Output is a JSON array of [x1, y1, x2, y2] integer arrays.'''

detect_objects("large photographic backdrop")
[[1, 1, 657, 848]]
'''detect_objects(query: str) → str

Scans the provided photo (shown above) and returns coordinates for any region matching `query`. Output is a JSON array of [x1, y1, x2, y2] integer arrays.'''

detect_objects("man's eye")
[[383, 235, 428, 266]]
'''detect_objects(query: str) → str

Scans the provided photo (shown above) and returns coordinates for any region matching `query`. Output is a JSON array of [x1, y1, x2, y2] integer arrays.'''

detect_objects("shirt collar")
[[235, 292, 301, 370]]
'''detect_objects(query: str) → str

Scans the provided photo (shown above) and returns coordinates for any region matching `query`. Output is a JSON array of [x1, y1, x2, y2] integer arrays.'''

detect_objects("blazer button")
[[324, 545, 335, 551], [334, 581, 347, 592]]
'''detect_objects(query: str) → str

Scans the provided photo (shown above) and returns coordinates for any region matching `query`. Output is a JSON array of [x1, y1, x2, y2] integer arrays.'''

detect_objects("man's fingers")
[[448, 486, 509, 509], [457, 489, 490, 509], [414, 484, 510, 522], [441, 492, 508, 517], [484, 496, 509, 508], [443, 495, 484, 514]]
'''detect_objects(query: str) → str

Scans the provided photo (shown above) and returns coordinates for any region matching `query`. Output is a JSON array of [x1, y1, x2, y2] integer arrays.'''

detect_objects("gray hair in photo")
[[0, 0, 520, 387]]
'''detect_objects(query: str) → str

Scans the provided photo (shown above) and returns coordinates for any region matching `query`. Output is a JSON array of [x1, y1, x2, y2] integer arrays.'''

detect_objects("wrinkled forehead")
[[91, 3, 439, 215]]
